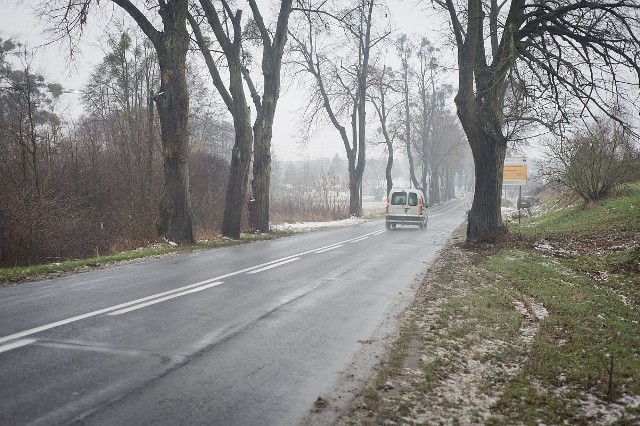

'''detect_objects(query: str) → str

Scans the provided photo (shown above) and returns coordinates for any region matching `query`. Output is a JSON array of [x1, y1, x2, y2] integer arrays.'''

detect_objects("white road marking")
[[108, 282, 224, 315], [247, 258, 300, 274], [314, 244, 344, 253], [350, 236, 369, 243], [0, 228, 385, 345], [0, 277, 222, 345], [0, 338, 36, 354]]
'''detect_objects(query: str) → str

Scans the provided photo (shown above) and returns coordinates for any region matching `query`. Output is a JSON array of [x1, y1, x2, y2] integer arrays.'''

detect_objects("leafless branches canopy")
[[431, 0, 640, 242], [187, 0, 293, 237], [288, 0, 391, 216]]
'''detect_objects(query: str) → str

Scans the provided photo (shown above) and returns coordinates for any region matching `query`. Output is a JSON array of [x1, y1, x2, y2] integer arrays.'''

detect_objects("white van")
[[385, 188, 428, 230]]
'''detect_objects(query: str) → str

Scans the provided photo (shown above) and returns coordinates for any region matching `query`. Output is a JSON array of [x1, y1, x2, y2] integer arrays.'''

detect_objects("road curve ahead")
[[0, 198, 468, 425]]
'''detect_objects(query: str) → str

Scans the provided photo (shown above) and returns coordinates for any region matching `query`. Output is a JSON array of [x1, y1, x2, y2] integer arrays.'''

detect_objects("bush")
[[543, 118, 639, 203]]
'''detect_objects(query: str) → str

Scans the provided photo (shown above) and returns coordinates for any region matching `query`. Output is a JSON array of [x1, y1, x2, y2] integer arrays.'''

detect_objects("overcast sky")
[[0, 0, 452, 161]]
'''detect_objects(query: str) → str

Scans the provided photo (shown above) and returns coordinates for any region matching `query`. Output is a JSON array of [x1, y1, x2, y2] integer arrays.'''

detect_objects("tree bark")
[[465, 131, 506, 241], [350, 0, 374, 217], [221, 54, 253, 239], [446, 0, 517, 243], [130, 0, 193, 244], [429, 170, 440, 204], [191, 2, 253, 239], [221, 102, 253, 238], [248, 0, 293, 233], [385, 148, 393, 196], [373, 75, 394, 196], [348, 163, 364, 216]]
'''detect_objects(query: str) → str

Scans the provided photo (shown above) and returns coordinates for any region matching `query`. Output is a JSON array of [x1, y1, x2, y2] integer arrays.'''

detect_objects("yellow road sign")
[[503, 157, 528, 185]]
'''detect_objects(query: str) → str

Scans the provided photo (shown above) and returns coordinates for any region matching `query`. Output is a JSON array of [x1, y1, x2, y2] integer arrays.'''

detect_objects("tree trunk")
[[222, 122, 252, 238], [400, 41, 419, 191], [385, 147, 393, 197], [420, 165, 428, 199], [221, 83, 253, 239], [251, 120, 270, 233], [350, 0, 371, 218], [250, 77, 276, 233], [348, 166, 363, 217], [430, 170, 440, 204], [464, 119, 507, 242], [154, 9, 193, 244], [444, 168, 454, 200], [404, 115, 419, 190], [248, 0, 292, 234]]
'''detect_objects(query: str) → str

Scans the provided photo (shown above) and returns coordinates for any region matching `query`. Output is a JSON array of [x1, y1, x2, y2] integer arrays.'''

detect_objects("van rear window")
[[390, 192, 407, 205], [408, 192, 418, 206]]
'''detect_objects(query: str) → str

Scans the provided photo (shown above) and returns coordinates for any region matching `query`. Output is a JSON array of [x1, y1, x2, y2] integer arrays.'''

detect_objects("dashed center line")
[[350, 236, 369, 243], [315, 244, 344, 253], [108, 281, 224, 315], [247, 258, 300, 274]]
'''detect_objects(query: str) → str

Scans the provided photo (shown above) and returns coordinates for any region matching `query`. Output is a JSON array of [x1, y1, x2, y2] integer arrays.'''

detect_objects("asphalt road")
[[0, 198, 467, 425]]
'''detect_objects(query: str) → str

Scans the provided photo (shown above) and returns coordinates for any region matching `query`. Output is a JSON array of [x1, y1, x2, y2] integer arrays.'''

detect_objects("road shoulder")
[[301, 224, 468, 425]]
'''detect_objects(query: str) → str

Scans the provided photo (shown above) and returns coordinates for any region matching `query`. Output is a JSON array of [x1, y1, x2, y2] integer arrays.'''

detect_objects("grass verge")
[[0, 230, 295, 286], [342, 184, 640, 425]]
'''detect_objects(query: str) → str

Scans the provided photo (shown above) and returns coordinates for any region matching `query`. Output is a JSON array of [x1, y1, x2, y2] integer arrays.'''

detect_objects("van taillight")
[[419, 200, 424, 215]]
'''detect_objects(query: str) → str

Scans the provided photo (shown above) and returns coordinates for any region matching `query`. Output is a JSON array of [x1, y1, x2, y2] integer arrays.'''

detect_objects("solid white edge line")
[[108, 282, 223, 316], [0, 338, 36, 354], [0, 277, 221, 345], [0, 228, 385, 345], [247, 258, 300, 274]]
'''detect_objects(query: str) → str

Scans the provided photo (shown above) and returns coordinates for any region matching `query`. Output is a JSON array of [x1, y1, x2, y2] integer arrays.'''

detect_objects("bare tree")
[[83, 27, 160, 194], [188, 3, 253, 239], [246, 0, 294, 233], [289, 0, 389, 217], [189, 0, 293, 237], [429, 108, 469, 201], [396, 34, 420, 190], [393, 34, 455, 203], [369, 64, 402, 196], [432, 0, 640, 242], [40, 0, 195, 243]]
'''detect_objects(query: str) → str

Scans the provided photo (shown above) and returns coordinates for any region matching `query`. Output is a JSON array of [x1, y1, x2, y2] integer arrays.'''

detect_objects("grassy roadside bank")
[[1, 203, 387, 286], [0, 230, 295, 286], [342, 184, 640, 425], [1, 208, 388, 286]]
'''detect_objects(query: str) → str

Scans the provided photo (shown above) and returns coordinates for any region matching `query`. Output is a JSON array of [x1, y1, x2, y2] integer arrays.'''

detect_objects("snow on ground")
[[272, 216, 367, 232]]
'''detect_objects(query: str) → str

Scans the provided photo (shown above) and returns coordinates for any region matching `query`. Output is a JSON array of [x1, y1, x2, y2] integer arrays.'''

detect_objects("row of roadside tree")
[[2, 0, 640, 266]]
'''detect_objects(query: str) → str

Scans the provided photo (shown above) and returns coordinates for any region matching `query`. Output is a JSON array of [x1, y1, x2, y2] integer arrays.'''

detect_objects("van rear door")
[[389, 190, 408, 215]]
